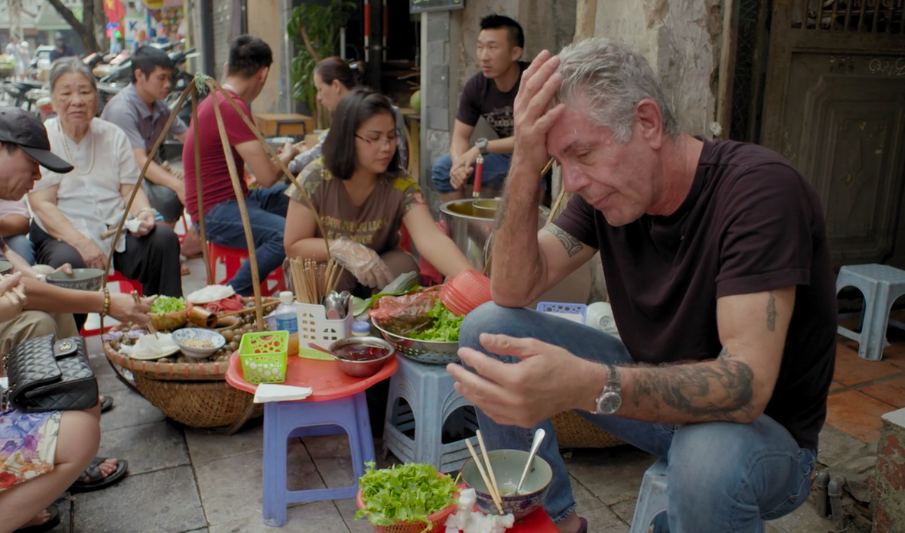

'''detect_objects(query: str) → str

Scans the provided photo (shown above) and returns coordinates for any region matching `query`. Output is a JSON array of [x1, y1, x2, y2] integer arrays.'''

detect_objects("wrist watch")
[[594, 364, 622, 415], [475, 138, 489, 156]]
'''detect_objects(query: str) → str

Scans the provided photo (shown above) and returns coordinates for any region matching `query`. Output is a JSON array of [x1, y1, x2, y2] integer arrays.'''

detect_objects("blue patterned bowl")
[[461, 449, 552, 519], [172, 328, 227, 359], [46, 268, 105, 291]]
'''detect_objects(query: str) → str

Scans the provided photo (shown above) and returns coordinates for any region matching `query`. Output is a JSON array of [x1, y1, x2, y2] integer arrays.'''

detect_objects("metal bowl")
[[327, 336, 394, 378], [472, 198, 501, 218], [46, 268, 105, 292], [371, 320, 460, 365]]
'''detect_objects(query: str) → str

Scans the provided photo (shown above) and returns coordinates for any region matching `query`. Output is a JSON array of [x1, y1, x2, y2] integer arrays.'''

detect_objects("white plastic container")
[[585, 301, 620, 338], [274, 291, 298, 334], [296, 301, 353, 350]]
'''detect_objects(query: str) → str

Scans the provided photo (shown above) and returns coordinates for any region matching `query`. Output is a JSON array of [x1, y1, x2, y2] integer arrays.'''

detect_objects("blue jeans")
[[431, 153, 512, 193], [5, 234, 34, 265], [202, 184, 289, 296], [459, 303, 817, 533]]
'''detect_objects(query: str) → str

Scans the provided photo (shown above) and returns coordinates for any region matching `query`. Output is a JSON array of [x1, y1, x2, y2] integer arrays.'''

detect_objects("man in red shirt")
[[183, 35, 298, 295]]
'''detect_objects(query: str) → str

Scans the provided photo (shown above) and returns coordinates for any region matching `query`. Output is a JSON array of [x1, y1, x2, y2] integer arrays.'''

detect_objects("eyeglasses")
[[355, 134, 396, 148]]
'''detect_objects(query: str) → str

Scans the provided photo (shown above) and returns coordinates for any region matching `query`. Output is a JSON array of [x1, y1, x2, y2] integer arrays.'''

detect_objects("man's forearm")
[[575, 350, 759, 425], [22, 278, 104, 314], [487, 136, 515, 155], [29, 204, 88, 248], [0, 215, 29, 238], [140, 159, 182, 191], [489, 154, 546, 306], [450, 136, 470, 162]]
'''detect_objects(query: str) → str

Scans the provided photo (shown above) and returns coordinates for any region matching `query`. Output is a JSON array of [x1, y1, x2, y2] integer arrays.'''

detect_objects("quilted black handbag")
[[3, 334, 98, 412]]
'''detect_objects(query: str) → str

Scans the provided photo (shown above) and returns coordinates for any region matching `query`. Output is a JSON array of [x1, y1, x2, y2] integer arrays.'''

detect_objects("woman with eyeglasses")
[[283, 87, 471, 295]]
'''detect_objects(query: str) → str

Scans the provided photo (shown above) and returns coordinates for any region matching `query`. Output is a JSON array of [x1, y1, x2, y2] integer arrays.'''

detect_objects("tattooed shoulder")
[[543, 224, 584, 257]]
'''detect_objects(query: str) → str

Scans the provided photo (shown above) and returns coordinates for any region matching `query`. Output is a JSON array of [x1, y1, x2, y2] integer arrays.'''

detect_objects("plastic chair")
[[630, 459, 765, 533], [383, 355, 478, 473], [262, 392, 374, 526], [836, 263, 905, 361], [79, 271, 143, 337], [206, 241, 285, 296]]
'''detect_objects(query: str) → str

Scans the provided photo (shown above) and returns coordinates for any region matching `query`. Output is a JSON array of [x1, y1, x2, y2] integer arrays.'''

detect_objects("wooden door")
[[761, 0, 905, 265]]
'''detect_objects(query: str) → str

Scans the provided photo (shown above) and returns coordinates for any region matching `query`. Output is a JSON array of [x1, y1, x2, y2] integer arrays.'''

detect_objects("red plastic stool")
[[207, 242, 286, 296], [80, 271, 143, 337]]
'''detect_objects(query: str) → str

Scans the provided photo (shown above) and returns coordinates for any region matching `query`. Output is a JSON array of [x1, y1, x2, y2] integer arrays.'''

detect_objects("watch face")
[[596, 391, 622, 415]]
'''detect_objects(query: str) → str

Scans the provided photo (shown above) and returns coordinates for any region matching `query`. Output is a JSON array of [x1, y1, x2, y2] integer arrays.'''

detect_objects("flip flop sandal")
[[181, 262, 191, 276], [14, 505, 60, 533], [100, 395, 114, 413], [576, 517, 588, 533], [68, 457, 129, 494]]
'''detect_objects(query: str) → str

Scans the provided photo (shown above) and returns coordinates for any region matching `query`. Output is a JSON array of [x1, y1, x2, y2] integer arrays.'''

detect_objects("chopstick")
[[289, 257, 345, 305], [134, 290, 158, 338], [465, 439, 504, 515], [476, 430, 504, 513]]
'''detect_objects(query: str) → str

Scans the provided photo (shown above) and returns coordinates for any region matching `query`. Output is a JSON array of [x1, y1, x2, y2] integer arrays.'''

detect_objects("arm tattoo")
[[766, 293, 777, 332], [630, 348, 756, 422], [542, 224, 584, 257]]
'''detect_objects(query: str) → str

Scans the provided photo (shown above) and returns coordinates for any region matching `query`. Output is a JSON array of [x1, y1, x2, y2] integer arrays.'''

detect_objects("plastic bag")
[[368, 287, 441, 336]]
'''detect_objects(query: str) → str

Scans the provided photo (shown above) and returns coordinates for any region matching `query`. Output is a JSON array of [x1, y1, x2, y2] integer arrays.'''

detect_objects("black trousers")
[[31, 222, 183, 329]]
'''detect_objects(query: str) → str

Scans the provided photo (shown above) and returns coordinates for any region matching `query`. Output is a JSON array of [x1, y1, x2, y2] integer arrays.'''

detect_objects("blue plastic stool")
[[383, 355, 478, 473], [262, 392, 374, 527], [836, 264, 905, 361], [630, 459, 765, 533]]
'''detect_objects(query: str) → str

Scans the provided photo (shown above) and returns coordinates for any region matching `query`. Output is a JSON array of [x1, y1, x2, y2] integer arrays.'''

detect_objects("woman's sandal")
[[100, 395, 114, 414], [14, 505, 60, 533], [68, 457, 129, 494]]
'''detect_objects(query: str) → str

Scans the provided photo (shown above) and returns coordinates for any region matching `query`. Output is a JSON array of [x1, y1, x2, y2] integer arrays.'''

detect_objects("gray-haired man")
[[448, 38, 836, 533]]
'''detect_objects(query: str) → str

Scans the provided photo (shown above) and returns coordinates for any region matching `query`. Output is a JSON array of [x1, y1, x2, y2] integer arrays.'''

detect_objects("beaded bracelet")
[[102, 287, 111, 317]]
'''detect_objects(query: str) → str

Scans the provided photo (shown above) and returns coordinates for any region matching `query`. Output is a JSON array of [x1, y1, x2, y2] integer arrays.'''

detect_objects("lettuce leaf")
[[408, 301, 463, 342], [150, 296, 186, 315], [355, 462, 458, 529]]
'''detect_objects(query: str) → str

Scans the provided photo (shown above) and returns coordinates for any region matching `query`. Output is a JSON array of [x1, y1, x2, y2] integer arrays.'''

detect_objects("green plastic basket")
[[238, 331, 289, 384]]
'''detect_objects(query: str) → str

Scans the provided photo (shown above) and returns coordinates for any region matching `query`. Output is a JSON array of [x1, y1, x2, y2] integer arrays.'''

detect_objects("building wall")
[[594, 0, 724, 137], [246, 0, 286, 113]]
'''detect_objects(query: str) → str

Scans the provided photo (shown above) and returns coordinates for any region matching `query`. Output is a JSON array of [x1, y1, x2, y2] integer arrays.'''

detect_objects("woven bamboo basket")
[[99, 76, 332, 431], [551, 411, 624, 449]]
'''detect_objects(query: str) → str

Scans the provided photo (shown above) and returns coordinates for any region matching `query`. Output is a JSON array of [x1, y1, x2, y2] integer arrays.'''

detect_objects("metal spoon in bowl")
[[516, 428, 546, 495]]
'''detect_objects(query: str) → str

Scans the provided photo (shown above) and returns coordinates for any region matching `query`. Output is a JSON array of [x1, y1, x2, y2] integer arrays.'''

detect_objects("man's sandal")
[[14, 505, 60, 533], [68, 457, 128, 493], [576, 517, 588, 533]]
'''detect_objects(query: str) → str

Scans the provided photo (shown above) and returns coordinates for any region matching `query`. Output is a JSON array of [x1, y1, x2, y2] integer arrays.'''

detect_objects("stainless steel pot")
[[439, 199, 549, 274]]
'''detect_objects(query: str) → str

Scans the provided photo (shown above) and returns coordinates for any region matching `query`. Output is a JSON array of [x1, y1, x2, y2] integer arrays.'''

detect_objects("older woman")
[[28, 58, 182, 304], [284, 88, 471, 296]]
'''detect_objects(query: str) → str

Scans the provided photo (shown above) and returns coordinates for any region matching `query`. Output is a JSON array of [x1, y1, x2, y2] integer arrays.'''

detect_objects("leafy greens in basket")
[[150, 296, 186, 315], [409, 300, 463, 342], [355, 462, 458, 529]]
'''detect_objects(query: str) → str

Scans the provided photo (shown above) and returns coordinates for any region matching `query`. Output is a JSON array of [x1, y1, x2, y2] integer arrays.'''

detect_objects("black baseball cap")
[[0, 107, 74, 173]]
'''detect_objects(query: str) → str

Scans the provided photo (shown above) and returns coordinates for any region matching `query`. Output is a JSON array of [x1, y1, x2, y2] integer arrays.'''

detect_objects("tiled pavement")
[[40, 258, 896, 532]]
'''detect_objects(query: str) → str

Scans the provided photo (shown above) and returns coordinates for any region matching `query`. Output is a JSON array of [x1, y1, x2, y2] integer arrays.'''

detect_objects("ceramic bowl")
[[461, 449, 552, 519], [46, 268, 105, 292], [0, 260, 12, 275], [172, 328, 227, 359], [326, 337, 394, 378]]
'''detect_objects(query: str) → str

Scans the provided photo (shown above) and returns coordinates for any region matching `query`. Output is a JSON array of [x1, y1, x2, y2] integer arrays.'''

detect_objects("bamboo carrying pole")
[[101, 75, 338, 331]]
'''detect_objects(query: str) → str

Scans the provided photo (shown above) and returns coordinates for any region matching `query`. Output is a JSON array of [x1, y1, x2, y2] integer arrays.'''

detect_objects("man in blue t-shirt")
[[431, 14, 527, 202]]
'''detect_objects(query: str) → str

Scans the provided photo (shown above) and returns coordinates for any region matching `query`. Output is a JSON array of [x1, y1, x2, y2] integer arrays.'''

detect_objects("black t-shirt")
[[555, 138, 837, 450], [455, 62, 529, 139]]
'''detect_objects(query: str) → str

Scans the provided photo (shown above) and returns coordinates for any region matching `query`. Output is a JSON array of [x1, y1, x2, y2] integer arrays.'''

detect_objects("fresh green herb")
[[355, 462, 458, 529], [409, 301, 463, 342], [150, 296, 186, 315]]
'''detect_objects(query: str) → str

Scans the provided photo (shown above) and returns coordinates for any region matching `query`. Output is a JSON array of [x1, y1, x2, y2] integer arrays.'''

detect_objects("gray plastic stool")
[[630, 459, 765, 532], [836, 263, 905, 361], [382, 355, 478, 473]]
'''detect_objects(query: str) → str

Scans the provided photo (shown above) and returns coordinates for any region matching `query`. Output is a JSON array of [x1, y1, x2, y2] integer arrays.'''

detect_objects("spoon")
[[515, 429, 546, 495], [307, 343, 334, 356]]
